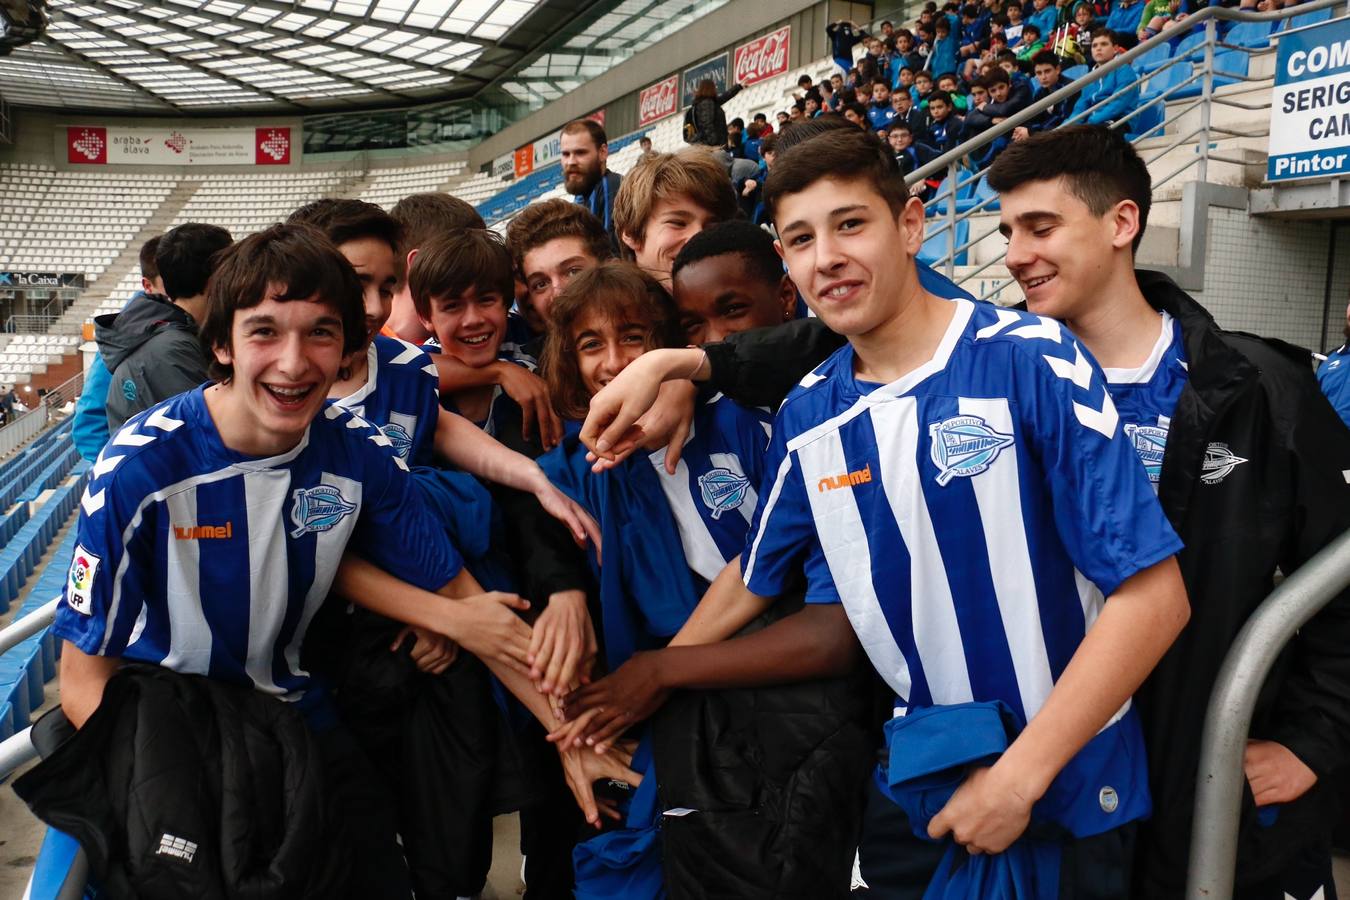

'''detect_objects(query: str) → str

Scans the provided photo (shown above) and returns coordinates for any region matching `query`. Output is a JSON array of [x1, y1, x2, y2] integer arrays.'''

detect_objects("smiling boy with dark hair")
[[989, 124, 1350, 900], [55, 223, 540, 897]]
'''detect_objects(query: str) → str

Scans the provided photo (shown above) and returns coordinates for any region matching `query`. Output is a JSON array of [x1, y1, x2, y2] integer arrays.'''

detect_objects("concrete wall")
[[1189, 209, 1350, 354]]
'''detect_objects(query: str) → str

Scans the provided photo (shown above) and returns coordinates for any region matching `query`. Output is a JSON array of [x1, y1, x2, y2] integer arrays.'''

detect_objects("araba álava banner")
[[66, 126, 292, 166]]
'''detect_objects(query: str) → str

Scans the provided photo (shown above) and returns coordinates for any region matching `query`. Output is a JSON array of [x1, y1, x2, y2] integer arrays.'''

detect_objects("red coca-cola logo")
[[638, 75, 678, 126], [734, 26, 791, 86]]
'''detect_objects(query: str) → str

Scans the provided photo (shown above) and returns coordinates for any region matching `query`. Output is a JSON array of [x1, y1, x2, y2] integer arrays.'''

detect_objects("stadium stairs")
[[0, 416, 85, 744], [914, 1, 1345, 306]]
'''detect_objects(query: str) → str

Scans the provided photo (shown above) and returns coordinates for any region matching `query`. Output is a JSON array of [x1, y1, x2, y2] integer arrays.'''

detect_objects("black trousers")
[[316, 722, 415, 900], [854, 773, 1138, 899]]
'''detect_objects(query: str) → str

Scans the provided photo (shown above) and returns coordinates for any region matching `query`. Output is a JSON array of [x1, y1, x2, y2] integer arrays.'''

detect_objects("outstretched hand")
[[533, 480, 602, 557], [392, 626, 458, 674], [495, 361, 563, 451], [553, 651, 669, 753], [441, 591, 533, 675], [580, 349, 704, 472], [529, 590, 598, 696], [560, 741, 643, 828]]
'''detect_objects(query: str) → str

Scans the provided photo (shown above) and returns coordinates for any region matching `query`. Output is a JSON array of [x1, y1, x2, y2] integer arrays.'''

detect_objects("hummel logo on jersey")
[[929, 415, 1015, 486], [380, 422, 413, 459], [1124, 423, 1168, 483], [174, 522, 234, 540], [1201, 442, 1247, 484], [817, 464, 873, 492], [289, 485, 358, 538], [698, 466, 751, 519], [155, 833, 198, 864]]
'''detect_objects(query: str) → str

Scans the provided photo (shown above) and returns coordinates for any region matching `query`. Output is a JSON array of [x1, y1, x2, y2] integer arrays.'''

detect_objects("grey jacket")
[[95, 292, 207, 433]]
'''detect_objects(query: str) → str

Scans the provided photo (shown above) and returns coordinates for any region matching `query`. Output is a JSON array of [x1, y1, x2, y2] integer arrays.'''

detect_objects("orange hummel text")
[[817, 465, 873, 492], [174, 522, 234, 540]]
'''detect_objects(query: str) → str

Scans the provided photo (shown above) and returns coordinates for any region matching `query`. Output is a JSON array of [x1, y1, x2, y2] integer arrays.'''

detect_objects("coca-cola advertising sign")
[[638, 74, 679, 127], [734, 25, 792, 86]]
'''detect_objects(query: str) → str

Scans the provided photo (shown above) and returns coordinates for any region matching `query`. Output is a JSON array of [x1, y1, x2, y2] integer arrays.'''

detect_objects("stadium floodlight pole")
[[1187, 526, 1350, 898], [905, 0, 1349, 190]]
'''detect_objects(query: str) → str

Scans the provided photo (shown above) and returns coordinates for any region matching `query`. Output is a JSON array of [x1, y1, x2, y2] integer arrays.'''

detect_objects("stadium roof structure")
[[0, 0, 728, 116]]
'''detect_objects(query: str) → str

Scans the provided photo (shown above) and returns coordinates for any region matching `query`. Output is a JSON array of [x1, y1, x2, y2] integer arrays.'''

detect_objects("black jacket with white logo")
[[14, 665, 349, 899], [1131, 271, 1350, 895]]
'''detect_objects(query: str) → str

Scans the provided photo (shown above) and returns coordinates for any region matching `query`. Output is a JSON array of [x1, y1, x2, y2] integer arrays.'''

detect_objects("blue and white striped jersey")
[[330, 335, 440, 466], [743, 299, 1182, 725], [646, 392, 773, 584], [53, 386, 463, 702], [1103, 312, 1189, 486]]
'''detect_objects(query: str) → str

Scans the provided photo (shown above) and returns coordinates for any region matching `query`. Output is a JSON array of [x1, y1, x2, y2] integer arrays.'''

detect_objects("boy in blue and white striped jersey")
[[53, 224, 545, 897], [567, 127, 1190, 898]]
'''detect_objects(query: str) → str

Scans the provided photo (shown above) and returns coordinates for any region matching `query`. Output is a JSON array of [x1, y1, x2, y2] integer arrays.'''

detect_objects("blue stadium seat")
[[1062, 64, 1090, 81], [1134, 41, 1174, 74], [1225, 20, 1276, 47], [917, 219, 970, 267], [1127, 101, 1166, 139], [972, 174, 1000, 212], [1279, 5, 1333, 30], [931, 174, 980, 216], [27, 828, 89, 900], [1141, 57, 1193, 102]]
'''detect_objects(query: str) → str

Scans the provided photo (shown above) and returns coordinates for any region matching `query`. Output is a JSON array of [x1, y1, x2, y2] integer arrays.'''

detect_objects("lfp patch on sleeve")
[[66, 546, 100, 616]]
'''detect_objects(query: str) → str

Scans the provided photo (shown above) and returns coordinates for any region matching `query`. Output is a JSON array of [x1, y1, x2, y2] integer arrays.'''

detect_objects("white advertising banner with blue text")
[[1268, 17, 1350, 181]]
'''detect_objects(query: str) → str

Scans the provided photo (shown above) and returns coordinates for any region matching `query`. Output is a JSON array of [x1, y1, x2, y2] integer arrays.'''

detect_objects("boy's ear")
[[212, 341, 232, 368], [405, 247, 419, 275], [1110, 199, 1143, 252], [900, 196, 927, 256], [620, 230, 642, 257], [777, 274, 798, 322]]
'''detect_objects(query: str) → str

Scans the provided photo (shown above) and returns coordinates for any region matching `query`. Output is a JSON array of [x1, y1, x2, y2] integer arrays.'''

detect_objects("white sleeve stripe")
[[99, 464, 251, 656], [741, 450, 797, 586]]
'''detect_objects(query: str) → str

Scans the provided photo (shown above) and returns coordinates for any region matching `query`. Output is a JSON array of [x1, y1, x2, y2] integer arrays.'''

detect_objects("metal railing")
[[1187, 528, 1350, 898], [0, 369, 86, 459], [0, 405, 48, 458], [4, 314, 59, 334], [909, 0, 1346, 293]]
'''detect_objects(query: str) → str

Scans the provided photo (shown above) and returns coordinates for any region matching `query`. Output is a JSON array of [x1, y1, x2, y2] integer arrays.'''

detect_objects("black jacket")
[[1130, 271, 1350, 895], [1028, 76, 1079, 132], [684, 84, 743, 147], [13, 665, 348, 899], [703, 276, 1350, 891], [95, 291, 207, 433], [654, 595, 881, 900]]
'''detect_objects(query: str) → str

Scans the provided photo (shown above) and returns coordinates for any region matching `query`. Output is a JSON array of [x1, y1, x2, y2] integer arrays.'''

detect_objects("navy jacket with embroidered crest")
[[539, 394, 771, 668], [329, 335, 440, 466], [743, 298, 1182, 837], [53, 387, 463, 704]]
